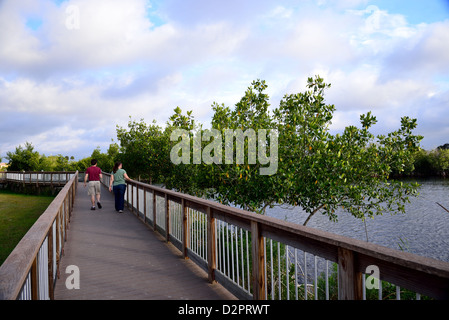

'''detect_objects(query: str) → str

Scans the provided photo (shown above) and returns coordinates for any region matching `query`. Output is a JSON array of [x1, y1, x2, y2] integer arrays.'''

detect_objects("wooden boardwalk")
[[54, 183, 237, 300]]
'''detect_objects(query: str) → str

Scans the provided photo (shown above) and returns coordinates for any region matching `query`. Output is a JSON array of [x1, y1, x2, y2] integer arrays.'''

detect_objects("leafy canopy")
[[115, 76, 423, 226]]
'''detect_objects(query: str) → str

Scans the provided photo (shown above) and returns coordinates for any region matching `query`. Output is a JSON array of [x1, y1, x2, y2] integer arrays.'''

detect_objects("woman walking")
[[109, 161, 130, 213]]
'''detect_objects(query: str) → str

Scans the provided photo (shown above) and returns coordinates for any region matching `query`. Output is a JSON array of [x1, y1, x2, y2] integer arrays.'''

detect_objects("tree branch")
[[303, 203, 326, 226]]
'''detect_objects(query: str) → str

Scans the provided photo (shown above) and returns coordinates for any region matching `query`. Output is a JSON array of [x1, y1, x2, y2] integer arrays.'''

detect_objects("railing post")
[[182, 199, 188, 258], [143, 188, 147, 224], [251, 221, 265, 300], [55, 212, 60, 279], [136, 184, 139, 218], [60, 207, 65, 257], [72, 178, 75, 207], [31, 257, 39, 300], [126, 183, 129, 208], [47, 229, 54, 300], [338, 247, 363, 300], [207, 207, 216, 283], [63, 198, 67, 240], [131, 183, 134, 214], [153, 190, 157, 231], [165, 194, 170, 242]]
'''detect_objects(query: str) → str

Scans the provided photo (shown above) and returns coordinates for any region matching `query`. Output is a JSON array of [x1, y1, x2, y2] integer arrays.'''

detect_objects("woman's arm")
[[109, 175, 114, 192]]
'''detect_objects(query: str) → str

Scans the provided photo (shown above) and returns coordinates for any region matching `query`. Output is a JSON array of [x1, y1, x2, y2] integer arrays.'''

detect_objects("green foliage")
[[4, 141, 119, 173], [429, 148, 449, 176], [317, 262, 339, 300], [413, 149, 435, 176], [6, 142, 40, 171], [164, 107, 203, 193], [273, 76, 423, 225], [411, 147, 449, 177], [116, 117, 172, 183], [115, 75, 424, 227], [90, 144, 119, 173], [208, 79, 279, 213]]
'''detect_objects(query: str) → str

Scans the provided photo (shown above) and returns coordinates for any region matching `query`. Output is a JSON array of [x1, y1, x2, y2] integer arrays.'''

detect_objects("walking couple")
[[83, 159, 130, 213]]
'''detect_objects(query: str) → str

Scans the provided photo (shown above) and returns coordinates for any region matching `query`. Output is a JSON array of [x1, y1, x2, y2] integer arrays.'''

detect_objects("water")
[[266, 178, 449, 263]]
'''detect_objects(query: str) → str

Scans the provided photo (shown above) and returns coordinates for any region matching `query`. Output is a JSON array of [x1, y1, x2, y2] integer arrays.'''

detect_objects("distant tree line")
[[408, 143, 449, 178], [2, 141, 119, 173], [4, 140, 446, 178]]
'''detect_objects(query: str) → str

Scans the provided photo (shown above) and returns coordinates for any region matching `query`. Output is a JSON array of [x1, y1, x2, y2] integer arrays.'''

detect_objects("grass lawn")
[[0, 190, 54, 266]]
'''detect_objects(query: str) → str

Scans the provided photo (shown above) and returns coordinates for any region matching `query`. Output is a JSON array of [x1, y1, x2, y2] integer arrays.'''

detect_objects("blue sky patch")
[[26, 17, 43, 31]]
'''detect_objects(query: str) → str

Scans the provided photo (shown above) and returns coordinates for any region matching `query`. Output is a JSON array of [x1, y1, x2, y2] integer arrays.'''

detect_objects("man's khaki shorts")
[[88, 181, 101, 196]]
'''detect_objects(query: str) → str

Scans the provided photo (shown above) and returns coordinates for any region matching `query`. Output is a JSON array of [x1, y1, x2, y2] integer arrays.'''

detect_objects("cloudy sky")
[[1, 0, 448, 161]]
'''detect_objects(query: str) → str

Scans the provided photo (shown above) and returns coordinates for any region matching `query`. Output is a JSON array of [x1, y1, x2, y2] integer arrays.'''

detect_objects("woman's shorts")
[[88, 181, 101, 195]]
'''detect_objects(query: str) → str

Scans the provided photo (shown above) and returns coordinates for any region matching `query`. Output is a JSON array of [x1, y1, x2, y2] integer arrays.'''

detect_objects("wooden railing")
[[2, 170, 448, 300], [0, 171, 74, 186], [101, 173, 449, 300], [0, 171, 78, 300]]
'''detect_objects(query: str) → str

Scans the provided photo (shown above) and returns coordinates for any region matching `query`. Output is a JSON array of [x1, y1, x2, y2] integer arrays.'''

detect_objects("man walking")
[[84, 159, 103, 210]]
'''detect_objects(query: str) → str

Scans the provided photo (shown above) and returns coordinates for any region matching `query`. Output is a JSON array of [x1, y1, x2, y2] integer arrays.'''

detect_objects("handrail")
[[0, 171, 76, 186], [0, 171, 78, 300], [102, 172, 449, 300], [2, 171, 77, 173]]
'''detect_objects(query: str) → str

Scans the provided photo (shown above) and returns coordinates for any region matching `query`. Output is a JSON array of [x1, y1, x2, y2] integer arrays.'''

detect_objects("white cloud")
[[380, 20, 449, 80], [285, 15, 356, 66], [347, 5, 425, 57], [0, 0, 448, 160], [325, 67, 432, 110]]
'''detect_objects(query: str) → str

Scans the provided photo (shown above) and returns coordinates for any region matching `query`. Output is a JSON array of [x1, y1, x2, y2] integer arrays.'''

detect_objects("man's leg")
[[88, 182, 96, 210], [96, 194, 102, 208], [96, 182, 102, 209], [90, 195, 96, 209]]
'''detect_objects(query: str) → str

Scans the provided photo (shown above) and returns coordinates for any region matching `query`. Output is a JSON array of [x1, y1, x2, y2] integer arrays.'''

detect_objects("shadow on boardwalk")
[[54, 183, 236, 300]]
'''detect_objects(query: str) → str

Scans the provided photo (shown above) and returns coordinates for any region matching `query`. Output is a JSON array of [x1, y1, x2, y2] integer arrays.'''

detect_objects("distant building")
[[0, 163, 8, 170]]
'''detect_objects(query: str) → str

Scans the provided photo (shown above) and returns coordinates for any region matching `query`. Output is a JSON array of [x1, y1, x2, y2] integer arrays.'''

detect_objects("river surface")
[[266, 178, 449, 263]]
